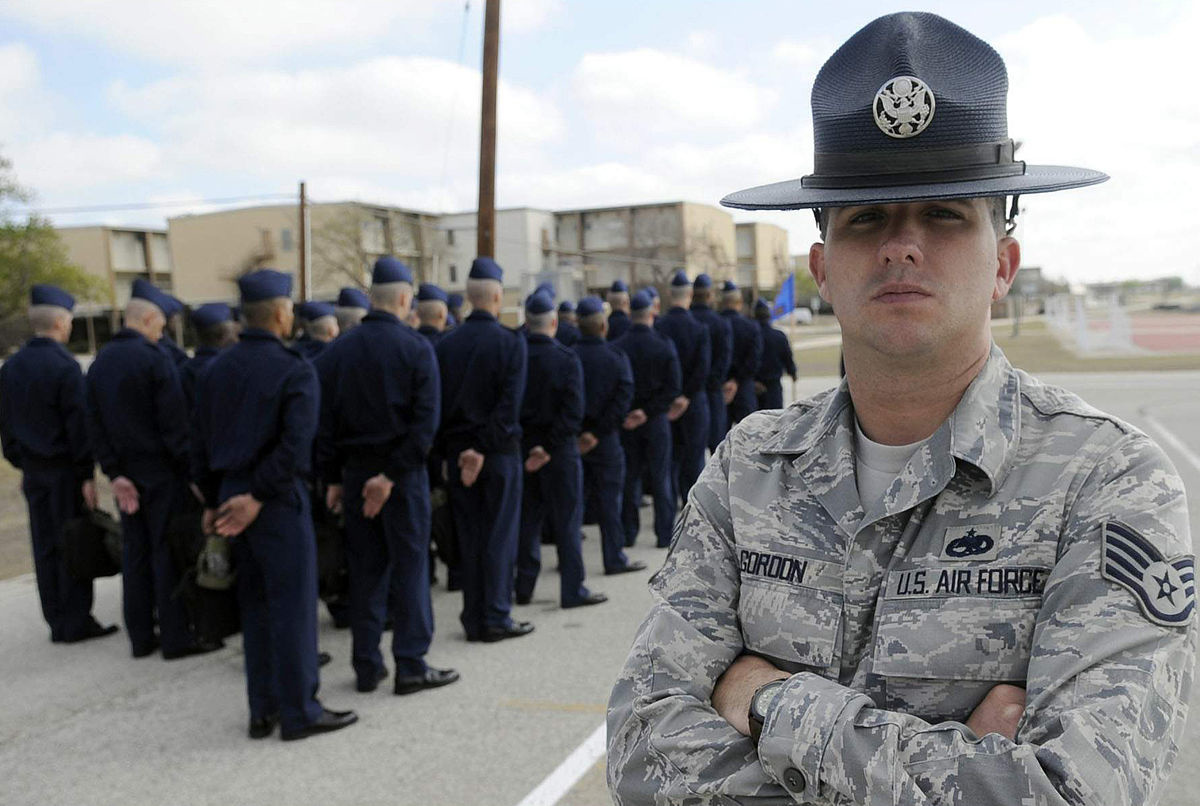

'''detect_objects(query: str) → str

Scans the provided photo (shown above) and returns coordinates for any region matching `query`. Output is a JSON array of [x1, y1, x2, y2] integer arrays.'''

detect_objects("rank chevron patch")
[[1102, 520, 1195, 628]]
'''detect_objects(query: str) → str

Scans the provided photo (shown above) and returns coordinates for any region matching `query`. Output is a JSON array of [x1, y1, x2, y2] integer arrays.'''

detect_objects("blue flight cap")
[[641, 286, 659, 300], [30, 284, 75, 311], [534, 281, 555, 300], [447, 293, 464, 309], [670, 270, 690, 287], [722, 280, 739, 293], [630, 290, 653, 311], [164, 294, 185, 318], [609, 280, 629, 294], [525, 291, 555, 315], [558, 300, 575, 314], [130, 278, 175, 314], [754, 298, 771, 312], [693, 273, 712, 290], [576, 296, 603, 317], [238, 269, 293, 303], [190, 302, 232, 330], [417, 283, 448, 303], [373, 256, 413, 285], [337, 287, 370, 310], [297, 301, 336, 322], [469, 257, 503, 282]]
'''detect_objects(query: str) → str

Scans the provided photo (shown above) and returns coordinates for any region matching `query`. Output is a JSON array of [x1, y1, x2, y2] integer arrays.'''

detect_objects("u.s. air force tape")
[[1102, 520, 1195, 628]]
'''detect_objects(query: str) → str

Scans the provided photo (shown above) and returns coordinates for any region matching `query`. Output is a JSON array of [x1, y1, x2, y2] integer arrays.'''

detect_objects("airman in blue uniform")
[[192, 269, 356, 741], [0, 285, 117, 644], [606, 280, 632, 341], [294, 301, 339, 361], [159, 294, 189, 368], [335, 287, 370, 334], [86, 278, 212, 659], [572, 297, 645, 576], [415, 283, 450, 345], [180, 303, 237, 412], [612, 290, 682, 549], [446, 292, 464, 330], [655, 271, 711, 501], [316, 257, 458, 696], [720, 280, 763, 428], [753, 298, 797, 410], [435, 257, 532, 642], [689, 274, 734, 451], [515, 293, 606, 609], [555, 300, 581, 347]]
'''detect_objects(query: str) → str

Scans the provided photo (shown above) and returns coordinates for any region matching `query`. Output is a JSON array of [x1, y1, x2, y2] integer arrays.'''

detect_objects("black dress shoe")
[[394, 667, 460, 695], [131, 638, 160, 659], [605, 560, 647, 575], [318, 651, 332, 667], [248, 713, 279, 740], [61, 622, 119, 644], [562, 592, 608, 609], [280, 707, 358, 741], [480, 621, 535, 643], [514, 592, 532, 605], [163, 638, 224, 660], [356, 667, 388, 693]]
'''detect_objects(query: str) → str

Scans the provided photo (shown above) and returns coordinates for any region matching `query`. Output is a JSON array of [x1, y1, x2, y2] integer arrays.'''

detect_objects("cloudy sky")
[[1, 0, 1197, 285]]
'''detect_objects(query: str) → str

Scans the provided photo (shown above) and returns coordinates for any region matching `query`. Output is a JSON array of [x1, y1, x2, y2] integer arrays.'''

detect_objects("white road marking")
[[1141, 410, 1200, 475], [514, 721, 606, 806]]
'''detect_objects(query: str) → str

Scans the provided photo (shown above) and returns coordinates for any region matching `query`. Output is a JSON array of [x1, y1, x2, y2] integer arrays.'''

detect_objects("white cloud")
[[0, 42, 51, 143], [504, 0, 566, 34], [10, 133, 163, 194], [572, 49, 778, 142]]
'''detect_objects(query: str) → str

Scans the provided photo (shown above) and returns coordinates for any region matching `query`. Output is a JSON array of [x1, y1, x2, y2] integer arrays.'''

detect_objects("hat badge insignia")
[[873, 76, 935, 138]]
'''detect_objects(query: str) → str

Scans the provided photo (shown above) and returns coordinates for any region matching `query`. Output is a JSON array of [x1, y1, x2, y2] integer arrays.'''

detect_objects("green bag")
[[195, 535, 236, 591]]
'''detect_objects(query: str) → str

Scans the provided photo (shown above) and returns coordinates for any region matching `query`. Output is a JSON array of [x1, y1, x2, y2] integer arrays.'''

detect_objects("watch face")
[[753, 681, 783, 716]]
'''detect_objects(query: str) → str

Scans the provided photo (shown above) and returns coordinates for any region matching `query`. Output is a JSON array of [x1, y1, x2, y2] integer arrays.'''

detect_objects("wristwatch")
[[748, 679, 786, 746]]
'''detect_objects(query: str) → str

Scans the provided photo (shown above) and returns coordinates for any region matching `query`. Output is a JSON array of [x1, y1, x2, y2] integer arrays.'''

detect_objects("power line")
[[11, 193, 296, 215], [438, 0, 474, 201]]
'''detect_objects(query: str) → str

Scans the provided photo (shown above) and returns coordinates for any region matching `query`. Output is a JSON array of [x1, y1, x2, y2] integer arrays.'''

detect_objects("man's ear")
[[809, 242, 831, 303], [992, 237, 1021, 302]]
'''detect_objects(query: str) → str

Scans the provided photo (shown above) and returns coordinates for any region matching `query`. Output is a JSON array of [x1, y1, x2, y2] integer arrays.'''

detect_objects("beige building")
[[554, 201, 737, 295], [167, 202, 441, 303], [57, 225, 174, 312], [736, 222, 790, 295]]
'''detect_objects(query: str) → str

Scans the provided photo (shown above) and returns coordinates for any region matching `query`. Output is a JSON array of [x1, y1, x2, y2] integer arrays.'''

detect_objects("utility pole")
[[477, 0, 500, 258], [298, 181, 309, 301]]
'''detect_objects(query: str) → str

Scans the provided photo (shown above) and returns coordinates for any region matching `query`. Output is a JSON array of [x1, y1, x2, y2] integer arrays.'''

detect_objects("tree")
[[0, 152, 103, 325]]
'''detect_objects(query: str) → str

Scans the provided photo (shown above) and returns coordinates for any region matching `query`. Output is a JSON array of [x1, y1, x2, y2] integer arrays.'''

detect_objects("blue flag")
[[771, 273, 795, 322]]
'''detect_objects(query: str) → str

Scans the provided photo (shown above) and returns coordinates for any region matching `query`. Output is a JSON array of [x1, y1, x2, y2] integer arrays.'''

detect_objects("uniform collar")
[[629, 323, 652, 333], [610, 310, 630, 319], [667, 306, 689, 315], [526, 332, 554, 344], [364, 309, 400, 325], [195, 345, 220, 358], [239, 327, 282, 344], [467, 310, 496, 323], [579, 335, 605, 345], [690, 303, 711, 312], [417, 325, 441, 336], [113, 327, 146, 343]]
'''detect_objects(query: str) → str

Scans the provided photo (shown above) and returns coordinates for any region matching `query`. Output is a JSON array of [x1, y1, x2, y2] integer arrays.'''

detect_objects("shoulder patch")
[[1102, 520, 1195, 628]]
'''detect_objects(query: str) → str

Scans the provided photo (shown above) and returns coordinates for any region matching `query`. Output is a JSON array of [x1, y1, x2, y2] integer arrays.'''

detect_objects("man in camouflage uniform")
[[607, 12, 1194, 805]]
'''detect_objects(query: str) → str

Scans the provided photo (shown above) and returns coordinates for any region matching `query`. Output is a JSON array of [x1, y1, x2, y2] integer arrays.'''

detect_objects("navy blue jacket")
[[315, 310, 440, 483], [180, 346, 221, 413], [160, 334, 189, 368], [190, 328, 318, 506], [722, 309, 763, 386], [607, 310, 632, 342], [435, 310, 527, 457], [756, 321, 797, 383], [690, 303, 732, 392], [86, 328, 188, 480], [0, 337, 93, 479], [655, 307, 711, 401], [612, 324, 681, 419], [573, 336, 633, 438], [520, 333, 583, 453], [295, 336, 327, 361], [417, 325, 444, 346], [555, 321, 581, 347]]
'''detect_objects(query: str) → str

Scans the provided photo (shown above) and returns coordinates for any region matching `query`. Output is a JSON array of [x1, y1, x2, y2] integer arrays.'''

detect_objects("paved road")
[[1, 371, 1198, 806]]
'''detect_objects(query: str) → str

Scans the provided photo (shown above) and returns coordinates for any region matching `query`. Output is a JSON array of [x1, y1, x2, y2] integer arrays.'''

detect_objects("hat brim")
[[720, 165, 1108, 210]]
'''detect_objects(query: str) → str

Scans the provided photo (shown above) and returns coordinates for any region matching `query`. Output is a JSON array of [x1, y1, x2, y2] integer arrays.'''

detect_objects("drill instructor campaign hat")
[[721, 12, 1107, 211]]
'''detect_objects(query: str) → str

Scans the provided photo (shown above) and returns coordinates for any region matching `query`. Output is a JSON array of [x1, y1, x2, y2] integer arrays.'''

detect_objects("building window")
[[449, 264, 458, 283], [281, 228, 294, 251], [447, 229, 455, 246]]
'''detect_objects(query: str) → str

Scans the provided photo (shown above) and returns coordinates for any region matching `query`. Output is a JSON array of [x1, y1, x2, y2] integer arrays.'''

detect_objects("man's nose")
[[877, 219, 923, 267]]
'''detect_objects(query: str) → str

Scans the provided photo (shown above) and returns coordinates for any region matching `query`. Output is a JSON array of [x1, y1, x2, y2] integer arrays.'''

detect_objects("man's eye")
[[848, 211, 881, 224], [926, 207, 963, 219]]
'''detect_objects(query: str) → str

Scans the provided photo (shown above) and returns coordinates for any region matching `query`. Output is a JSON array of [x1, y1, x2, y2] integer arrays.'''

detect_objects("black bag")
[[176, 572, 241, 643], [430, 486, 459, 569], [166, 494, 206, 575], [314, 516, 348, 602], [61, 509, 122, 581]]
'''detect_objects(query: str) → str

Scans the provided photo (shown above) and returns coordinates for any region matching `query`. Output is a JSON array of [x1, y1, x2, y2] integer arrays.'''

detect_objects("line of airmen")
[[0, 257, 796, 742]]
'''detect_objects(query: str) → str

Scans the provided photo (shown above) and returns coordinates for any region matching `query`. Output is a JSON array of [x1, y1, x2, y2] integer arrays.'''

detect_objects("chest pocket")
[[739, 578, 843, 673], [873, 595, 1040, 722]]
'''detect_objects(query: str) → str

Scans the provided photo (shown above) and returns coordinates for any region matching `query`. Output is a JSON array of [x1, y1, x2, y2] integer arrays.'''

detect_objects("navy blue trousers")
[[757, 379, 784, 410], [727, 379, 758, 429], [705, 389, 726, 452], [516, 445, 587, 605], [231, 481, 322, 733], [22, 466, 95, 641], [671, 393, 709, 504], [343, 466, 432, 681], [621, 415, 676, 548], [447, 452, 522, 636], [582, 434, 629, 573], [118, 472, 193, 655]]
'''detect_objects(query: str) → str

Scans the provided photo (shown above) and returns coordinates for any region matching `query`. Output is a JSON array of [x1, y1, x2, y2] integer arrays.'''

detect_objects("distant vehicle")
[[792, 307, 813, 325]]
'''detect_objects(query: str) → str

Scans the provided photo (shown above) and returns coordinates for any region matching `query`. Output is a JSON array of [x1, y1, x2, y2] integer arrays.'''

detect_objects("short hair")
[[28, 304, 71, 335], [579, 312, 606, 337], [692, 287, 712, 306], [125, 297, 163, 325], [631, 307, 654, 324], [336, 307, 366, 331], [466, 278, 502, 307], [817, 196, 1008, 239], [668, 285, 691, 304], [416, 299, 447, 326], [526, 311, 555, 332], [370, 281, 413, 309], [305, 316, 338, 340], [607, 291, 629, 305], [198, 320, 238, 349], [721, 290, 742, 307], [241, 297, 288, 329]]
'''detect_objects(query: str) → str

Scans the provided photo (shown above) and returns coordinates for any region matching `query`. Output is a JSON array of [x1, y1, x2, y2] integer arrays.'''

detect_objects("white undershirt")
[[853, 419, 930, 510]]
